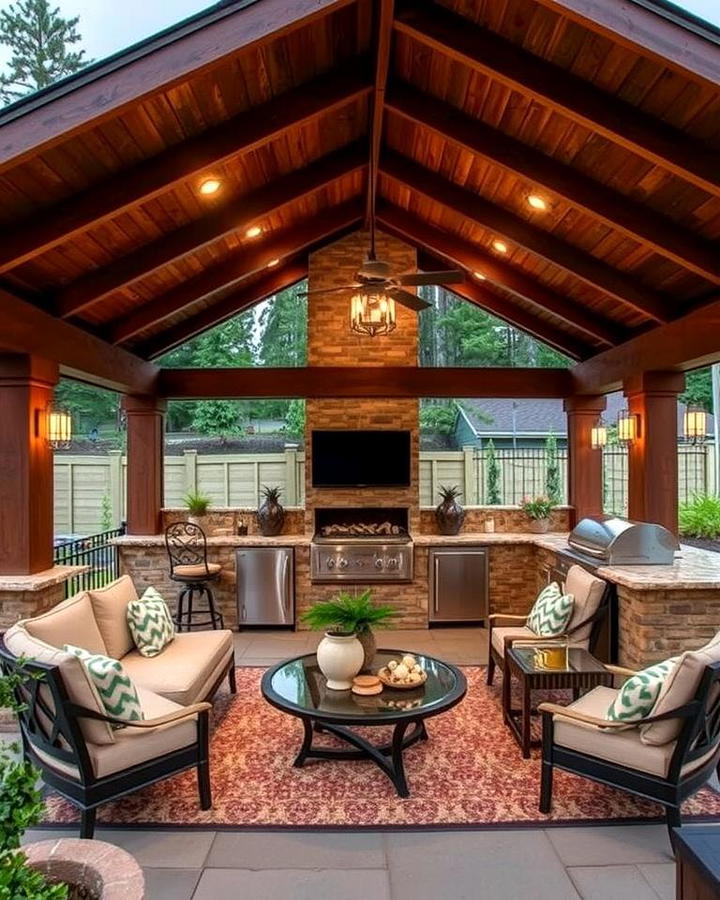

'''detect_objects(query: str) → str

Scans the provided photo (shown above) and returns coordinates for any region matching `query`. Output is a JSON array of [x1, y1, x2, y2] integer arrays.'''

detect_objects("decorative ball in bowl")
[[377, 654, 427, 689]]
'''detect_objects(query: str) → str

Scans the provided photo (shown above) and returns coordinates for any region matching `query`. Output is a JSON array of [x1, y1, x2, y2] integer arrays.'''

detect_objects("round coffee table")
[[261, 648, 467, 797]]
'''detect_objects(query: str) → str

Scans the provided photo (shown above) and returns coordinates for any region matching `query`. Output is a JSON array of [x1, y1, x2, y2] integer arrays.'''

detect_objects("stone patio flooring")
[[15, 628, 698, 898]]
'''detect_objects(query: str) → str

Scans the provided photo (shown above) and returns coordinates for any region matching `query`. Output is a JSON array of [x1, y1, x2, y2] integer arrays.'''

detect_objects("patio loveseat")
[[1, 575, 235, 837]]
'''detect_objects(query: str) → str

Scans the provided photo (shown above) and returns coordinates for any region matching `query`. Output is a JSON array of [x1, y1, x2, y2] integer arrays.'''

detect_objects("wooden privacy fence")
[[54, 444, 716, 534]]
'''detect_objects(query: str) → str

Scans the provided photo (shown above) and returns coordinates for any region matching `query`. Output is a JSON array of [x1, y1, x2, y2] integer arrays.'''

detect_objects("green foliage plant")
[[99, 492, 113, 532], [419, 401, 458, 435], [301, 590, 397, 636], [544, 433, 561, 504], [485, 439, 501, 505], [679, 494, 720, 540], [521, 495, 554, 520], [183, 490, 211, 517]]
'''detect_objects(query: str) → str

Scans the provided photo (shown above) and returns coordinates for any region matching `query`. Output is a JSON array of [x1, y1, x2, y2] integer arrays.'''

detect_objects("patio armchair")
[[538, 657, 720, 844], [487, 565, 609, 686], [0, 636, 212, 839]]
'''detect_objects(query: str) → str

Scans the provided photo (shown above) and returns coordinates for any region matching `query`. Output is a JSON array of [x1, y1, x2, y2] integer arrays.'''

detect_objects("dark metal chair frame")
[[0, 636, 236, 839], [165, 521, 224, 631], [539, 660, 720, 846]]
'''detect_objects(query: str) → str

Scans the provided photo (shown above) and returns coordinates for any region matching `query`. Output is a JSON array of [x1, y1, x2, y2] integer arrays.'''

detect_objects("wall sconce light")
[[47, 407, 73, 449], [617, 409, 639, 445], [683, 404, 707, 444], [590, 418, 607, 450]]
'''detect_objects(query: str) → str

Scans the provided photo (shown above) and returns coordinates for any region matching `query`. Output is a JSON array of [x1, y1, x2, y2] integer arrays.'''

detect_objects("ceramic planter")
[[316, 632, 364, 689], [356, 628, 377, 672], [187, 514, 206, 528], [257, 496, 285, 536], [528, 517, 550, 533], [435, 497, 465, 535]]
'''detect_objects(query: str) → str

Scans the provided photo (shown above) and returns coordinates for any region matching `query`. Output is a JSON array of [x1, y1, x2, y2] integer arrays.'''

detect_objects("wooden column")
[[623, 371, 685, 534], [123, 395, 166, 535], [0, 354, 58, 574], [564, 395, 606, 527]]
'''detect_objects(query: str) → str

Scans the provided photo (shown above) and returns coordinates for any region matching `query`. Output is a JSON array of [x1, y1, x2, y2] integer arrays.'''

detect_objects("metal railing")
[[53, 523, 126, 598]]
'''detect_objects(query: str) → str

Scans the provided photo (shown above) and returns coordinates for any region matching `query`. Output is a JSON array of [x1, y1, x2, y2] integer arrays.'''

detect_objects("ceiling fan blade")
[[388, 288, 431, 312], [396, 270, 465, 286], [299, 285, 362, 297]]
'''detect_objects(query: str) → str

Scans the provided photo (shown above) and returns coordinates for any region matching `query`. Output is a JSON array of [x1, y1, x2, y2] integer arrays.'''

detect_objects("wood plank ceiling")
[[0, 0, 718, 369]]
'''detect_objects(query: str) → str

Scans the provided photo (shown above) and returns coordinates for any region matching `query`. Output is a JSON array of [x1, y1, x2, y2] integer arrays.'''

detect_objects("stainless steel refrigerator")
[[236, 547, 294, 626]]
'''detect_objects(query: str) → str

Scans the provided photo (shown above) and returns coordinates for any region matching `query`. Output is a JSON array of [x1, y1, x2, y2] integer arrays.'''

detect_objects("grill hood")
[[568, 516, 679, 566]]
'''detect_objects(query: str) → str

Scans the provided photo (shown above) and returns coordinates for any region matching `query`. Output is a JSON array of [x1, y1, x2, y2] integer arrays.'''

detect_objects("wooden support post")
[[123, 395, 166, 535], [0, 354, 58, 574], [564, 395, 607, 527], [623, 372, 685, 535]]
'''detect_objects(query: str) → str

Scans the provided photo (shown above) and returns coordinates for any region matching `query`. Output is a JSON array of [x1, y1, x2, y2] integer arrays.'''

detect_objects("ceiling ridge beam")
[[387, 81, 720, 284], [0, 63, 372, 275], [394, 4, 720, 198], [365, 0, 395, 226], [54, 142, 367, 319], [140, 260, 308, 359], [377, 203, 627, 347], [108, 198, 363, 345], [380, 150, 672, 323]]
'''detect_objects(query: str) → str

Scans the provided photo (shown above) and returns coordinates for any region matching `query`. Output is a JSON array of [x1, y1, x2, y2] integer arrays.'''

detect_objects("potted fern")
[[302, 590, 398, 676], [183, 490, 211, 527]]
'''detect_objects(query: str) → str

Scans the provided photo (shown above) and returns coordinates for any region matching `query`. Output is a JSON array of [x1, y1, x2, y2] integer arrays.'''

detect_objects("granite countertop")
[[0, 565, 88, 592]]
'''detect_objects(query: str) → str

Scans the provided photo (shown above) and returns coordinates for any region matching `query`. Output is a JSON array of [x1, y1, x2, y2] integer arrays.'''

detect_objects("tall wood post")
[[623, 371, 685, 535], [564, 395, 607, 527], [124, 395, 166, 535], [0, 354, 58, 574]]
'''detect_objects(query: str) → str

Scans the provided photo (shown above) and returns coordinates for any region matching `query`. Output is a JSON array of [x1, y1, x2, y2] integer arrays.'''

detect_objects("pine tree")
[[0, 0, 91, 104], [545, 432, 561, 504], [485, 439, 501, 505]]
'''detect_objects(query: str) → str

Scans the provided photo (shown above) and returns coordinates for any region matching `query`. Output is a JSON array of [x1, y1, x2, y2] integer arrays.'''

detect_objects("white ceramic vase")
[[316, 632, 364, 690]]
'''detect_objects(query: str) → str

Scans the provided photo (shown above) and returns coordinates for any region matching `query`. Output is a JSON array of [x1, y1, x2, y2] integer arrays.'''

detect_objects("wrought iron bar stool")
[[165, 522, 224, 631]]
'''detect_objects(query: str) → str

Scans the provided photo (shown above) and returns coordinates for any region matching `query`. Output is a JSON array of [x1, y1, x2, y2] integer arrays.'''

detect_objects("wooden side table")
[[503, 644, 614, 758], [675, 825, 720, 899]]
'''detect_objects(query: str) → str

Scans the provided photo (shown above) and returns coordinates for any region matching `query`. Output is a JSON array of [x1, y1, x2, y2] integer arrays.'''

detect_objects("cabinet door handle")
[[433, 558, 440, 613]]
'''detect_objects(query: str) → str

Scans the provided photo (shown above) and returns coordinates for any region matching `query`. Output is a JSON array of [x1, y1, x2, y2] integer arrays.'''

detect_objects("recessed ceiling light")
[[245, 225, 263, 239], [492, 239, 508, 254], [267, 258, 280, 268], [527, 194, 548, 211], [199, 178, 221, 196], [473, 271, 486, 280]]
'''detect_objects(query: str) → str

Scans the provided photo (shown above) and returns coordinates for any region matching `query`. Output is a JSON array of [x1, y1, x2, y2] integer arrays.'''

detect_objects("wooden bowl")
[[377, 666, 428, 690]]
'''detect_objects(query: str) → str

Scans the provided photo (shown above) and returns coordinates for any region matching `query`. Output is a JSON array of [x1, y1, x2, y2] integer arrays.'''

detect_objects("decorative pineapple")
[[257, 485, 286, 536], [435, 484, 465, 535]]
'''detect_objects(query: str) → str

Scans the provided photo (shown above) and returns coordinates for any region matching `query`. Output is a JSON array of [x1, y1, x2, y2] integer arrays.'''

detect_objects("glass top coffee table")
[[261, 649, 466, 797]]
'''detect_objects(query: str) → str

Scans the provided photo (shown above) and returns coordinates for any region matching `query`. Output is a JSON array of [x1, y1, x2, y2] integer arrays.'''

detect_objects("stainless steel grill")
[[567, 516, 679, 566], [310, 539, 413, 583]]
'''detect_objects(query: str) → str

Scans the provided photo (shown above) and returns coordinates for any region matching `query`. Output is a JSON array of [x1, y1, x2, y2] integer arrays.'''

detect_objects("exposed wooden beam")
[[158, 365, 574, 399], [0, 0, 356, 172], [139, 261, 308, 359], [365, 0, 394, 226], [395, 4, 720, 198], [387, 82, 720, 283], [55, 143, 366, 319], [0, 65, 372, 274], [571, 296, 720, 394], [380, 154, 671, 323], [109, 199, 363, 344], [379, 204, 628, 347], [0, 287, 158, 394], [417, 251, 593, 362]]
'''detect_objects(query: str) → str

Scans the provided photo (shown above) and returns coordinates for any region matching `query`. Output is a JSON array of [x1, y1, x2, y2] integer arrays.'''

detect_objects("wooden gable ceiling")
[[0, 0, 718, 375]]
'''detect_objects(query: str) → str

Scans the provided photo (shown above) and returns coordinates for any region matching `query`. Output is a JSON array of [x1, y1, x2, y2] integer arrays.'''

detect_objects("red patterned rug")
[[42, 667, 720, 829]]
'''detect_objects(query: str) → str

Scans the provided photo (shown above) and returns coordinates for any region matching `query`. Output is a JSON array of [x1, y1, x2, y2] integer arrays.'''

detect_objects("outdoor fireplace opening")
[[313, 507, 410, 539]]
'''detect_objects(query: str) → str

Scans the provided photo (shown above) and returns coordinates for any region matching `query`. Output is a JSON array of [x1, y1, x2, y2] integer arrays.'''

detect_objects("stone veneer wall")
[[419, 507, 571, 534], [0, 583, 65, 628], [162, 508, 305, 536]]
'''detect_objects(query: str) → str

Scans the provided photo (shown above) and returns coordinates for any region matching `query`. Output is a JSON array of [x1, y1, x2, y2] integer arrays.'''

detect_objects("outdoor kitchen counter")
[[113, 534, 311, 548]]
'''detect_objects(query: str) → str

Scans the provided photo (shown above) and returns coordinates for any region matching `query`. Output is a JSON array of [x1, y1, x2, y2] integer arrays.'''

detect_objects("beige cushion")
[[491, 625, 537, 658], [564, 566, 606, 647], [88, 575, 138, 659], [32, 687, 198, 779], [642, 630, 720, 746], [122, 629, 233, 705], [4, 623, 114, 745], [553, 686, 718, 779], [173, 562, 221, 578], [24, 592, 107, 656]]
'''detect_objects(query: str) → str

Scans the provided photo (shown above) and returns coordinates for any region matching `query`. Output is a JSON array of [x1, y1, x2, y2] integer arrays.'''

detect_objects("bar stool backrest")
[[165, 521, 211, 577]]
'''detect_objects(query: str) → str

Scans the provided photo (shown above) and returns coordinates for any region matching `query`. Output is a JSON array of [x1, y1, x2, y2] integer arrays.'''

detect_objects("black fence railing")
[[53, 524, 126, 598]]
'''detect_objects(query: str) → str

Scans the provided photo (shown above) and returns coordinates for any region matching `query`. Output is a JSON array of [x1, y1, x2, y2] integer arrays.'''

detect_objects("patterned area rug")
[[43, 667, 720, 829]]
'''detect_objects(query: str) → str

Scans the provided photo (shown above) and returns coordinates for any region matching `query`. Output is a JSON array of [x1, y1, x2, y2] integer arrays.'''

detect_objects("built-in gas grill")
[[566, 516, 679, 567]]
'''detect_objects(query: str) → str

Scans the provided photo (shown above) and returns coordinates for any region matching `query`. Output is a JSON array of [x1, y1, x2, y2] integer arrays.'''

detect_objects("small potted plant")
[[435, 484, 465, 535], [257, 485, 285, 536], [521, 495, 554, 533], [183, 490, 211, 527], [302, 590, 398, 677]]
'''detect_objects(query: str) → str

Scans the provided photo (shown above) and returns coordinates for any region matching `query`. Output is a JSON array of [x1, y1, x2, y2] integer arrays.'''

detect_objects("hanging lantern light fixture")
[[590, 418, 608, 450], [617, 409, 639, 445], [683, 404, 707, 444], [350, 290, 397, 337]]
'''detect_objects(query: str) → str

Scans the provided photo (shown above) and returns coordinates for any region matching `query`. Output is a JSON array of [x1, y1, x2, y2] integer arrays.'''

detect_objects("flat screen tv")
[[311, 430, 411, 488]]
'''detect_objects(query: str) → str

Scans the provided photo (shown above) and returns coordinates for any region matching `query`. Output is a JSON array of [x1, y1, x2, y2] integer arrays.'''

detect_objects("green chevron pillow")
[[527, 582, 574, 637], [64, 645, 143, 727], [126, 587, 175, 658], [606, 657, 679, 724]]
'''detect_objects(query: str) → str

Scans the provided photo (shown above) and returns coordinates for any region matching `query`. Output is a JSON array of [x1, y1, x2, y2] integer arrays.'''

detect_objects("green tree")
[[681, 367, 712, 411], [485, 438, 501, 504], [419, 400, 458, 435], [0, 0, 90, 105], [54, 379, 120, 436], [545, 432, 561, 504], [284, 399, 305, 438]]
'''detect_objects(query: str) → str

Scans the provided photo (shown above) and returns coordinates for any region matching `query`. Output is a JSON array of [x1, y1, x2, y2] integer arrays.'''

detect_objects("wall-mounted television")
[[311, 430, 411, 488]]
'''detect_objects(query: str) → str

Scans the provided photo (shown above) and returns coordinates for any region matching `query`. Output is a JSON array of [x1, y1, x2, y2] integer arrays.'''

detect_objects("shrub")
[[679, 494, 720, 540], [485, 439, 501, 505]]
